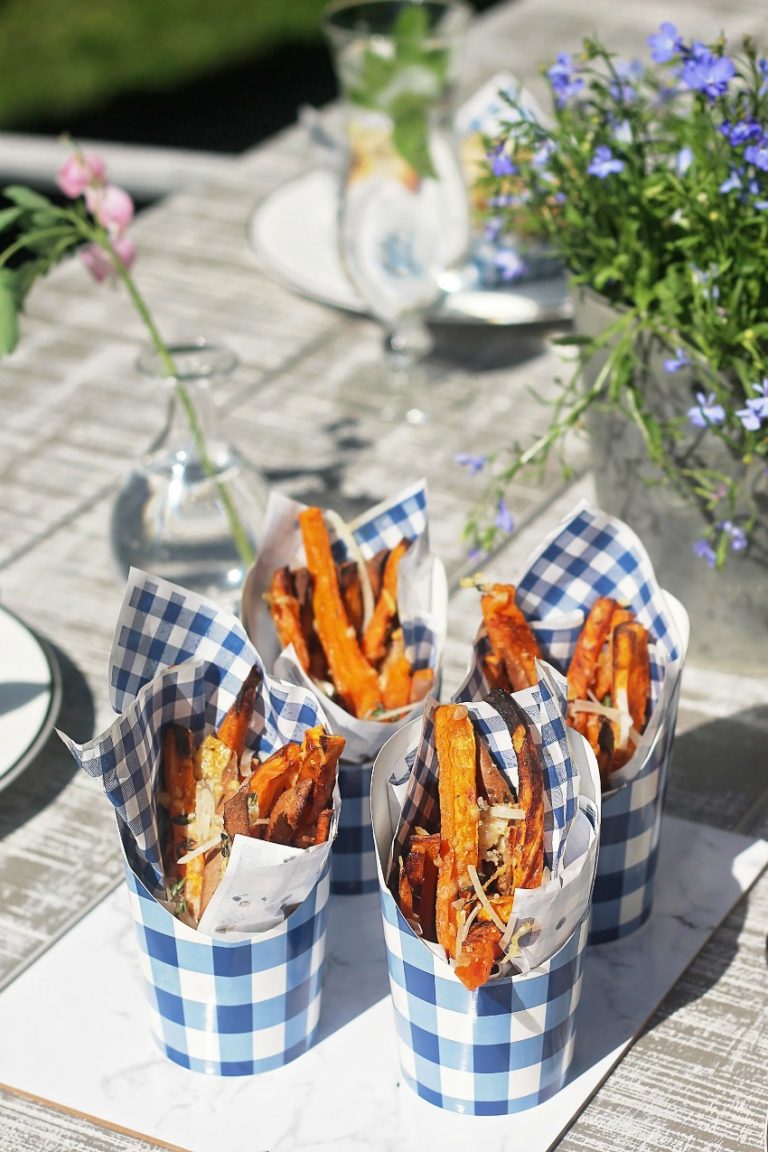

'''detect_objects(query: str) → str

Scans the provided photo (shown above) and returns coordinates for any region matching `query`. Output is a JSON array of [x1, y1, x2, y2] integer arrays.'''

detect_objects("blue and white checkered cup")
[[123, 836, 330, 1075], [61, 570, 339, 1074], [241, 479, 447, 895], [371, 682, 600, 1114], [457, 501, 690, 945]]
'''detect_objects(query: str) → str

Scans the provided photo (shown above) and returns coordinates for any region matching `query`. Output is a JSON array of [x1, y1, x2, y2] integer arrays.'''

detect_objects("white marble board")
[[0, 815, 765, 1152]]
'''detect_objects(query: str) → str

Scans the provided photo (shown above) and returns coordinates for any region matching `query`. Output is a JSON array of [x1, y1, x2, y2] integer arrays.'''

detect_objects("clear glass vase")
[[110, 340, 267, 608], [323, 0, 471, 418]]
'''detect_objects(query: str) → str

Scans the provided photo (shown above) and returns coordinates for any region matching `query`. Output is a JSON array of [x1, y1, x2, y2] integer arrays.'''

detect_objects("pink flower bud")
[[79, 244, 112, 283], [79, 235, 136, 283], [85, 183, 134, 236], [56, 152, 107, 199], [112, 234, 136, 271]]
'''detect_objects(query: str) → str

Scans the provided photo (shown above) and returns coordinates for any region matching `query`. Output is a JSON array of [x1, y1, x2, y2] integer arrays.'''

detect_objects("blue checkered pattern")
[[124, 841, 330, 1076], [380, 889, 589, 1114], [331, 758, 378, 895], [460, 502, 688, 944], [341, 479, 429, 559]]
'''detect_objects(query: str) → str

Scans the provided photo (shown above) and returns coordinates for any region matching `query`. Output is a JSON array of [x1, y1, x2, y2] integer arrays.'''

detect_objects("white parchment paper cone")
[[65, 655, 340, 940], [371, 703, 601, 978], [241, 482, 448, 764], [197, 815, 338, 937]]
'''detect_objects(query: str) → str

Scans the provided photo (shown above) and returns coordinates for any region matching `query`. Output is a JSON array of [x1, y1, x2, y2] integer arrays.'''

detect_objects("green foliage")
[[469, 30, 768, 566], [0, 0, 332, 127]]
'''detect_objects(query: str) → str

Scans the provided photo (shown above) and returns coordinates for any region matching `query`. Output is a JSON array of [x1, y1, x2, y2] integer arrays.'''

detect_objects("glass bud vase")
[[110, 340, 267, 608], [323, 0, 471, 371]]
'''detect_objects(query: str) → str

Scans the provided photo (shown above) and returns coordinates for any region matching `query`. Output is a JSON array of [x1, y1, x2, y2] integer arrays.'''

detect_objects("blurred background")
[[0, 0, 498, 181]]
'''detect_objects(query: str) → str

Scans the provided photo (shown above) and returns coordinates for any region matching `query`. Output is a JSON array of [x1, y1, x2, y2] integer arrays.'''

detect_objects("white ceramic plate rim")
[[248, 168, 571, 327], [0, 604, 62, 793]]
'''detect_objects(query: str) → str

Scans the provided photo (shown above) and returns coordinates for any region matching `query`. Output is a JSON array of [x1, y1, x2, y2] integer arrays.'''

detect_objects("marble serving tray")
[[0, 815, 765, 1152]]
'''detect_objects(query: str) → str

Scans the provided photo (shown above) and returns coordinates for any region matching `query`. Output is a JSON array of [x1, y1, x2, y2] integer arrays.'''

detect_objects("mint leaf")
[[393, 111, 437, 179]]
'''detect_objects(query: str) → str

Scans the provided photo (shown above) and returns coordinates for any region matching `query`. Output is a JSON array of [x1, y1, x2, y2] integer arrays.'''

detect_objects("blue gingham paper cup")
[[60, 570, 339, 1074], [242, 479, 447, 895], [371, 674, 600, 1114], [123, 833, 330, 1075], [457, 500, 690, 945]]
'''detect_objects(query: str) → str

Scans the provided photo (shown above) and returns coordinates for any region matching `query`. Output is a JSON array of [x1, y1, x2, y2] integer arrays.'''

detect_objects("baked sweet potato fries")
[[396, 696, 544, 992], [476, 582, 650, 787], [266, 506, 433, 719], [158, 665, 344, 925]]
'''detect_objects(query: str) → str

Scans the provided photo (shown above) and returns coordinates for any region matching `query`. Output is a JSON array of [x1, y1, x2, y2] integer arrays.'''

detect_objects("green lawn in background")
[[0, 0, 332, 126]]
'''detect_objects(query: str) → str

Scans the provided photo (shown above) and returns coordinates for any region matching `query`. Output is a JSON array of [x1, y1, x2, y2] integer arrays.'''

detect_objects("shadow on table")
[[0, 643, 95, 841], [430, 318, 569, 372], [315, 887, 390, 1042]]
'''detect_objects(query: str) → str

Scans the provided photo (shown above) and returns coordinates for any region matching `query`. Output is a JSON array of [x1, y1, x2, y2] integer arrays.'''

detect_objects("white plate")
[[249, 168, 571, 327], [0, 604, 62, 792]]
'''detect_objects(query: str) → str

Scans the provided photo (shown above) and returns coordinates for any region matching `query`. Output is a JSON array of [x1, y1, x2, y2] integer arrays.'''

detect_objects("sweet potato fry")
[[454, 922, 501, 992], [338, 560, 364, 639], [481, 584, 542, 691], [486, 689, 543, 890], [296, 726, 345, 828], [568, 597, 619, 702], [162, 724, 205, 921], [403, 833, 440, 940], [216, 664, 260, 759], [267, 568, 311, 672], [593, 606, 634, 701], [613, 621, 650, 733], [299, 507, 383, 719], [435, 705, 478, 957], [247, 742, 303, 821], [266, 778, 314, 845], [379, 627, 413, 710], [362, 539, 409, 666], [409, 668, 434, 704]]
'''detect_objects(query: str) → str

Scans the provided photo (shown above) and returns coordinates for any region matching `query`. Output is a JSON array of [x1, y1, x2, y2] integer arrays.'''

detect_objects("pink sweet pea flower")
[[85, 184, 134, 236], [80, 235, 136, 283], [56, 152, 107, 199]]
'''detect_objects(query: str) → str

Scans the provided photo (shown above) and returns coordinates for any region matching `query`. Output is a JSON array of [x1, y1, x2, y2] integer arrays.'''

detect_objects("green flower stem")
[[107, 240, 255, 569]]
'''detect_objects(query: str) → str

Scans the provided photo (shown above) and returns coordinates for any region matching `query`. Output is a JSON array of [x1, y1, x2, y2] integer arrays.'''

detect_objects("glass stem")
[[110, 245, 255, 568]]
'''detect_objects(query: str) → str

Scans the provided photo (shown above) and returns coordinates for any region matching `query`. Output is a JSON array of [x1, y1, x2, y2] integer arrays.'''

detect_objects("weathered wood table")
[[1, 0, 767, 1148]]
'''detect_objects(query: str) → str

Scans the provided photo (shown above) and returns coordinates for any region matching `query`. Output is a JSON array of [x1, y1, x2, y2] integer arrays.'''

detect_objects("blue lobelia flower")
[[495, 248, 528, 281], [725, 119, 762, 146], [680, 48, 735, 100], [719, 520, 748, 552], [744, 141, 768, 171], [455, 453, 487, 475], [754, 198, 768, 210], [736, 379, 768, 430], [648, 23, 681, 64], [687, 391, 726, 428], [675, 146, 693, 175], [587, 145, 625, 178], [719, 168, 743, 194], [494, 496, 515, 535], [692, 538, 718, 567], [664, 348, 691, 373], [547, 53, 585, 105], [489, 142, 518, 178]]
